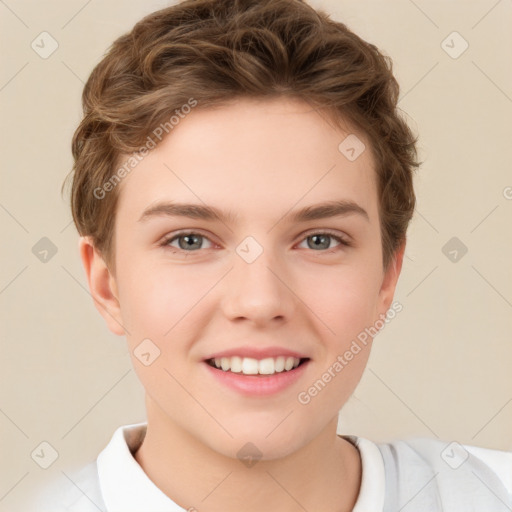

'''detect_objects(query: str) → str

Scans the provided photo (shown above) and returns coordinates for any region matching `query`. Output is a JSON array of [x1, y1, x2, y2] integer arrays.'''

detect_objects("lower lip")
[[203, 360, 310, 396]]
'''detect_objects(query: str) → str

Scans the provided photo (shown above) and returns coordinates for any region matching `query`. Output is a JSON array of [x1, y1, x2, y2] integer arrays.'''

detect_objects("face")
[[81, 97, 403, 460]]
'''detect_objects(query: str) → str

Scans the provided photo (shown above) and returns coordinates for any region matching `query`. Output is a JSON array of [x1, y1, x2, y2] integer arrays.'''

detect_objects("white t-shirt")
[[29, 422, 512, 511]]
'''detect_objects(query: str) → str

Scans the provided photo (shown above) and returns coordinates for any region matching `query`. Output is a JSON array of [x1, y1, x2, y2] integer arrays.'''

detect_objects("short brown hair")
[[64, 0, 420, 272]]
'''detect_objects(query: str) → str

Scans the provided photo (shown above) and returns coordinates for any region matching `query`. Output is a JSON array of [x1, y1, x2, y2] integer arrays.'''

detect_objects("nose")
[[220, 245, 296, 326]]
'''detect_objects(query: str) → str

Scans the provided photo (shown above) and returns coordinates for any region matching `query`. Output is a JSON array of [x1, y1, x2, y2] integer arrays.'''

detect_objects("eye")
[[161, 232, 214, 252], [297, 231, 351, 253], [159, 230, 352, 255]]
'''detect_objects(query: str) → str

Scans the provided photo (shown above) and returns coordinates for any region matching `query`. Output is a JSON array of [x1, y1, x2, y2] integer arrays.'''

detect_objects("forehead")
[[115, 97, 379, 225]]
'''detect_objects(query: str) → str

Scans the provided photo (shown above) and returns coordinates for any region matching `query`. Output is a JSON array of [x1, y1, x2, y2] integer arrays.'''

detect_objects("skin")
[[80, 97, 404, 512]]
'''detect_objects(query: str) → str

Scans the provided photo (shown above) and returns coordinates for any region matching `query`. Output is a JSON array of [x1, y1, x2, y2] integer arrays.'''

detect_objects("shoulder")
[[27, 460, 106, 512], [375, 436, 512, 511]]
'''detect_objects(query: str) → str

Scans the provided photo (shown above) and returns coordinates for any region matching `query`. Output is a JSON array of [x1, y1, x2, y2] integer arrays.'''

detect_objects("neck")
[[134, 396, 361, 512]]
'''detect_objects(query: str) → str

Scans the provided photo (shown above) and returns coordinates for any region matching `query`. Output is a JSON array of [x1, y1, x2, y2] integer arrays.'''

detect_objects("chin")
[[201, 420, 316, 463]]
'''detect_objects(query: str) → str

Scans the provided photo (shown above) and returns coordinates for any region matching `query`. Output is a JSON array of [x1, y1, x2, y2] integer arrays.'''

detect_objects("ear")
[[376, 240, 405, 317], [78, 236, 126, 336]]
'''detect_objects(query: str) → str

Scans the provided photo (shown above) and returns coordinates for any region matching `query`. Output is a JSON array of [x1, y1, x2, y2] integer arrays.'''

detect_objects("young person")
[[35, 0, 512, 510]]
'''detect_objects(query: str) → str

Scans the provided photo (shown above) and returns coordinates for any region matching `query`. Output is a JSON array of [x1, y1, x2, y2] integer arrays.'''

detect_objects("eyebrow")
[[137, 199, 369, 225]]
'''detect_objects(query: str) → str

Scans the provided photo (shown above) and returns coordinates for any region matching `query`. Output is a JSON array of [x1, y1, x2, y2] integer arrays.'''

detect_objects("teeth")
[[242, 358, 259, 375], [210, 356, 302, 375], [274, 356, 285, 372], [259, 358, 275, 375], [231, 356, 242, 373]]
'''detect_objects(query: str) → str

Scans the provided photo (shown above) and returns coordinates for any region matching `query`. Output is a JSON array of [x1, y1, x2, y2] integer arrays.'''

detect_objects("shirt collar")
[[340, 434, 386, 512], [97, 422, 184, 512], [97, 423, 385, 512]]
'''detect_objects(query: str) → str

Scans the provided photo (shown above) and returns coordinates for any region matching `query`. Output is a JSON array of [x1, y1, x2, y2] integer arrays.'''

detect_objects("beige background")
[[1, 0, 511, 510]]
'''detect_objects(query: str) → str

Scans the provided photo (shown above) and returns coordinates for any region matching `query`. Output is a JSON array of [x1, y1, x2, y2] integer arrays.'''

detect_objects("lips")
[[203, 353, 311, 396], [202, 346, 311, 395]]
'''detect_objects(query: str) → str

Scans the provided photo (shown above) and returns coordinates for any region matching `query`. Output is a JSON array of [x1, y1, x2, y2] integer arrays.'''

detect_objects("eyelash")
[[159, 229, 352, 255]]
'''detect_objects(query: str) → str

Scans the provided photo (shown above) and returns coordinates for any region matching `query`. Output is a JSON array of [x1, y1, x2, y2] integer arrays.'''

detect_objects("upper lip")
[[205, 347, 309, 361]]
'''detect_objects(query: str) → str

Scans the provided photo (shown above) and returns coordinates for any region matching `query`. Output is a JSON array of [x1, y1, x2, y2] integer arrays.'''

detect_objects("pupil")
[[180, 234, 201, 250], [310, 234, 329, 250]]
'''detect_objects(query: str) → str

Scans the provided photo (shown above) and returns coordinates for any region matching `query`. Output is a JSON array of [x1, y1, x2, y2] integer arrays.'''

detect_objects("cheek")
[[301, 262, 382, 345], [115, 226, 207, 349], [295, 270, 378, 414], [119, 266, 204, 393], [116, 256, 201, 340]]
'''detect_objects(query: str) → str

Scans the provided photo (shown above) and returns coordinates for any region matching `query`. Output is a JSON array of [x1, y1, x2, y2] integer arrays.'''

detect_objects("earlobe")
[[78, 236, 126, 336], [377, 241, 405, 317]]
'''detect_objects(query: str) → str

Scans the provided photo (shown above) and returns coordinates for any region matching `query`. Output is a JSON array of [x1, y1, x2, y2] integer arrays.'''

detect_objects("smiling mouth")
[[206, 356, 310, 376]]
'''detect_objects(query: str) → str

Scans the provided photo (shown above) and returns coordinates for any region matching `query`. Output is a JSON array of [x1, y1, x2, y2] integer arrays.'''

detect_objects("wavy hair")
[[64, 0, 420, 272]]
